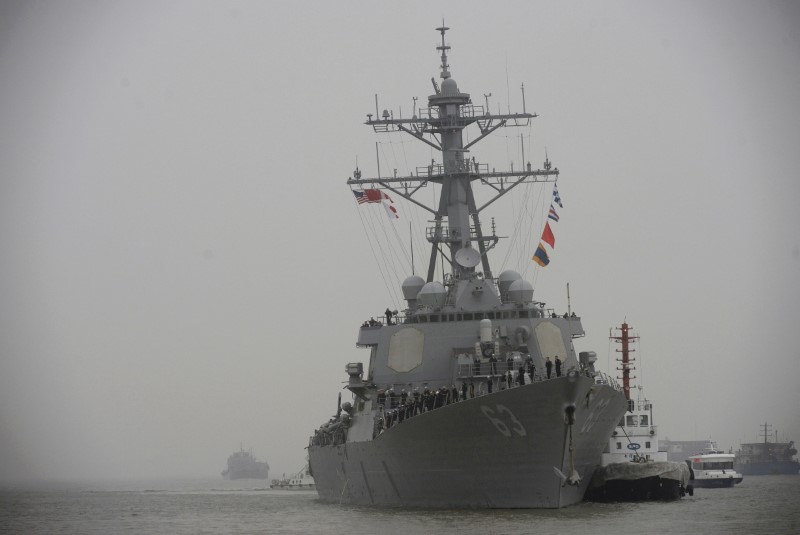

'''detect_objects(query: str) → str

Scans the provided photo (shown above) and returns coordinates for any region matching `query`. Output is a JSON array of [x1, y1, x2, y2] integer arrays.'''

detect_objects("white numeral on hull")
[[580, 397, 611, 433], [481, 404, 527, 437]]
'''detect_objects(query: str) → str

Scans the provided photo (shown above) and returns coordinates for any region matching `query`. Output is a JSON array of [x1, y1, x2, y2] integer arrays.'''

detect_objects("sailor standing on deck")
[[546, 357, 553, 379], [555, 356, 562, 377]]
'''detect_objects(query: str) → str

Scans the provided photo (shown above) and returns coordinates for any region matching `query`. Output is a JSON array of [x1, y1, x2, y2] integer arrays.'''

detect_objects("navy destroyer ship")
[[307, 26, 627, 508]]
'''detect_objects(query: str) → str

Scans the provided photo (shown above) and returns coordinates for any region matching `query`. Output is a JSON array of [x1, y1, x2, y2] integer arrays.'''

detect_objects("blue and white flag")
[[552, 184, 563, 208]]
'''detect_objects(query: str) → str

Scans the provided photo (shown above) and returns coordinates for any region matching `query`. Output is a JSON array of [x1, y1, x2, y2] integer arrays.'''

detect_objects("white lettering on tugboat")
[[480, 404, 527, 437]]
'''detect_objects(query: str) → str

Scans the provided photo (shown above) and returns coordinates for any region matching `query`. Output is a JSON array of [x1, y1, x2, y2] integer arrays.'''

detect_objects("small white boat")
[[686, 442, 743, 488], [270, 465, 316, 490]]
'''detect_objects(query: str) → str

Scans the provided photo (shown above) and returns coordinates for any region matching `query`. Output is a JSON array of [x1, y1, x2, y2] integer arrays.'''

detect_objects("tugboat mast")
[[347, 26, 559, 285], [611, 322, 639, 400]]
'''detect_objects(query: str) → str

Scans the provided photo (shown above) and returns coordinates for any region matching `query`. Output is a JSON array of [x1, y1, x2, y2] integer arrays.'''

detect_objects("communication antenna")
[[375, 142, 381, 178], [410, 222, 415, 275], [521, 82, 527, 114], [566, 282, 571, 316]]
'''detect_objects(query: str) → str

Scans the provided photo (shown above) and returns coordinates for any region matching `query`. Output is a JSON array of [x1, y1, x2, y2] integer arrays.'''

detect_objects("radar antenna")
[[435, 24, 451, 79]]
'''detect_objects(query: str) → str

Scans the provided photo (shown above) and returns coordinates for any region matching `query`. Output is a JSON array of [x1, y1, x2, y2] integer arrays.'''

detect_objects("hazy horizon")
[[1, 0, 798, 483]]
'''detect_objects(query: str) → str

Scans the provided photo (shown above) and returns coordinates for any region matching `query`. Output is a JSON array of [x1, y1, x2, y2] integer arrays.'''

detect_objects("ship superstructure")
[[307, 26, 627, 508]]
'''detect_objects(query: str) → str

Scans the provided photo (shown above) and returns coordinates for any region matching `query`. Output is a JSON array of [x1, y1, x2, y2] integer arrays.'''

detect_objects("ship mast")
[[760, 421, 773, 444], [347, 26, 559, 285], [611, 322, 638, 400]]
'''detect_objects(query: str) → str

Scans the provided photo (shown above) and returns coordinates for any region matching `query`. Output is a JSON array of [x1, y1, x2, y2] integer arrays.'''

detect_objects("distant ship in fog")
[[735, 422, 800, 476], [221, 446, 269, 480]]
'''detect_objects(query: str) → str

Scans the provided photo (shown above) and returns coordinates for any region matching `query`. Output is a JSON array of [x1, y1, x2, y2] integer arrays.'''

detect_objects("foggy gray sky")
[[1, 0, 799, 483]]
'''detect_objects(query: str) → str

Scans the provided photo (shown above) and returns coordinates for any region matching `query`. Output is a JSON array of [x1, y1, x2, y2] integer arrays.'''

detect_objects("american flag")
[[352, 189, 391, 204]]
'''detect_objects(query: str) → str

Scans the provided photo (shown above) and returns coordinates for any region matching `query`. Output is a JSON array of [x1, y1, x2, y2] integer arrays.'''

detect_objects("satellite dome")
[[417, 281, 447, 308], [497, 270, 522, 299], [402, 275, 426, 301], [441, 77, 458, 95], [507, 279, 534, 304]]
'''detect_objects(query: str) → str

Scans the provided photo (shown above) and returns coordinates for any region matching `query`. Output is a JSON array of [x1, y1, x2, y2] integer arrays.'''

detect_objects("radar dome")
[[507, 279, 534, 304], [441, 77, 459, 95], [417, 281, 447, 308], [402, 275, 426, 301], [497, 270, 522, 300]]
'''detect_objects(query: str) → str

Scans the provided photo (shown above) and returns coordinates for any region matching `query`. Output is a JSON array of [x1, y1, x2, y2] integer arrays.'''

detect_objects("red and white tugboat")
[[585, 322, 690, 502]]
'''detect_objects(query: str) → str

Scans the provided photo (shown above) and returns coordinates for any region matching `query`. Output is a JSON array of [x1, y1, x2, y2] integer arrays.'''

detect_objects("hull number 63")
[[480, 404, 527, 437]]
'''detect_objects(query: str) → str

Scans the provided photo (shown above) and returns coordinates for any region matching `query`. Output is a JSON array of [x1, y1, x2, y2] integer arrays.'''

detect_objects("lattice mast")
[[611, 322, 639, 400], [760, 421, 773, 444], [347, 26, 559, 284]]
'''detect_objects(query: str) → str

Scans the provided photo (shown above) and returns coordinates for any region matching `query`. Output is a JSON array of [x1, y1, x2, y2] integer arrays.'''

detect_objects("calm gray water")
[[1, 475, 798, 534]]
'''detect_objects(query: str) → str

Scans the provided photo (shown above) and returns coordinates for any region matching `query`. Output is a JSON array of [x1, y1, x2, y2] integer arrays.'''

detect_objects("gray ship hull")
[[735, 461, 799, 476], [309, 375, 625, 508]]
